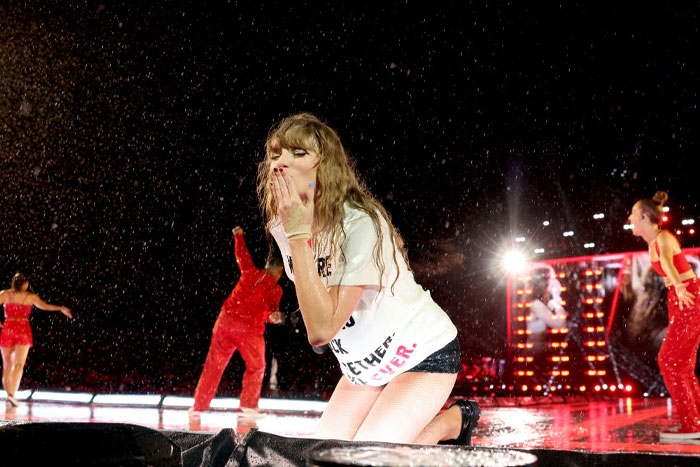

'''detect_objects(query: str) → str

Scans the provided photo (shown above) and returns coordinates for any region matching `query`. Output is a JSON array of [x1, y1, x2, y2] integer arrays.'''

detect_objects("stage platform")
[[3, 393, 700, 465]]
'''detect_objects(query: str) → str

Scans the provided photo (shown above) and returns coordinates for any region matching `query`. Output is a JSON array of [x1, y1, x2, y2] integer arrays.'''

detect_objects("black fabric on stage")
[[0, 422, 181, 466], [174, 428, 237, 467], [231, 429, 410, 467], [176, 428, 700, 467], [4, 423, 700, 466]]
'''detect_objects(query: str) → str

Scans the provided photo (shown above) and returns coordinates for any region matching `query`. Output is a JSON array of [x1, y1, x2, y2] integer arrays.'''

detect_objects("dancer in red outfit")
[[0, 273, 72, 407], [628, 191, 700, 440], [190, 227, 284, 418]]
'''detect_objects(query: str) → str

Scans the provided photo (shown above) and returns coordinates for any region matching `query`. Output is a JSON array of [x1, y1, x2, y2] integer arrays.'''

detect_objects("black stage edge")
[[3, 422, 700, 466]]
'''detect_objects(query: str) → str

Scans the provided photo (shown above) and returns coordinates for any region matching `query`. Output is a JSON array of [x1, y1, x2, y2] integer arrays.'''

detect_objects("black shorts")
[[408, 337, 461, 374]]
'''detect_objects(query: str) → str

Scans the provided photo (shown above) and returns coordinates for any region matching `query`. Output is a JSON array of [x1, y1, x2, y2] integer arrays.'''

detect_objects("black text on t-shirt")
[[286, 255, 333, 278]]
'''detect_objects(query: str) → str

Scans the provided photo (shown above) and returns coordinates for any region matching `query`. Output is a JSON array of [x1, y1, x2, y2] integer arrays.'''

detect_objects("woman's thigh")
[[314, 375, 382, 440], [354, 371, 456, 443]]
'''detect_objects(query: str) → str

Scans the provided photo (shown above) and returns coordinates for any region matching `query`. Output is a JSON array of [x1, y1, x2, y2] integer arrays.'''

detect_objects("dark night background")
[[1, 1, 698, 396]]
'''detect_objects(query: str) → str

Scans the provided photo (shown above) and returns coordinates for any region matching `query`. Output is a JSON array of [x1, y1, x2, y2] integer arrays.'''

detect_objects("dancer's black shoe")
[[438, 399, 480, 446]]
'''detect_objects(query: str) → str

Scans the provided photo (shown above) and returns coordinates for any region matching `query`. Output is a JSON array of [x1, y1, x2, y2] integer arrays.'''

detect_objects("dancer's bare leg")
[[1, 346, 14, 394], [314, 375, 382, 440], [8, 345, 30, 395], [353, 372, 457, 444]]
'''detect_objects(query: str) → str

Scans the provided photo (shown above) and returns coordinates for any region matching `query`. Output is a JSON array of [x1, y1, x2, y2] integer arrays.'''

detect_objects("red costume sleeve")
[[265, 287, 284, 323], [234, 233, 257, 275]]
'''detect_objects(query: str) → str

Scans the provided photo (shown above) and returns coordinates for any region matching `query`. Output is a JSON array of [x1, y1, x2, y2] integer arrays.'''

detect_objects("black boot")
[[438, 399, 480, 446]]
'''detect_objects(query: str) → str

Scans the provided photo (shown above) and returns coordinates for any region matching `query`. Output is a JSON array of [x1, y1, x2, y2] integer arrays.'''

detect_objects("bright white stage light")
[[161, 396, 195, 408], [0, 389, 32, 400], [31, 391, 94, 403], [584, 243, 595, 249], [682, 219, 695, 225], [562, 231, 574, 237], [663, 206, 670, 212], [258, 398, 327, 413], [209, 398, 240, 409], [515, 237, 526, 243], [92, 394, 162, 406], [534, 248, 545, 254], [624, 224, 633, 230], [502, 250, 527, 274], [543, 221, 550, 226], [593, 213, 605, 219]]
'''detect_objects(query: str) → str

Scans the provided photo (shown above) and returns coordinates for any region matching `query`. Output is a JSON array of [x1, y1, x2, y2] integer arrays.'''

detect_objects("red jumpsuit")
[[652, 233, 700, 432], [0, 302, 34, 348], [192, 233, 282, 411]]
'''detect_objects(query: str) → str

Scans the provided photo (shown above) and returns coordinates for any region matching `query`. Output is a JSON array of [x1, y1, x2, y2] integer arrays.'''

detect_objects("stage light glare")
[[543, 221, 550, 226], [515, 236, 526, 242], [663, 206, 670, 212], [625, 385, 632, 392], [502, 249, 527, 274]]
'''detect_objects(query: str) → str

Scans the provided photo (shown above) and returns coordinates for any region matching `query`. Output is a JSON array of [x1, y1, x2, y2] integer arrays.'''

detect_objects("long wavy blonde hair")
[[256, 113, 409, 289]]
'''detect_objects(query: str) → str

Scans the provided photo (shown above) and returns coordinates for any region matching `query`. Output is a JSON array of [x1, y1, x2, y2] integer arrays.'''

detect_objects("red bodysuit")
[[192, 233, 283, 411], [0, 301, 33, 348], [651, 231, 700, 433]]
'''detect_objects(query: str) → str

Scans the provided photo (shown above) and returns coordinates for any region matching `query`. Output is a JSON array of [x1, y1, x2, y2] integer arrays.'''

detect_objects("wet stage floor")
[[2, 393, 700, 458]]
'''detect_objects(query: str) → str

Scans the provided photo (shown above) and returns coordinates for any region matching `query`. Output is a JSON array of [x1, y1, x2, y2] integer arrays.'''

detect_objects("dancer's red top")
[[651, 231, 692, 277], [4, 302, 32, 320], [220, 233, 282, 334]]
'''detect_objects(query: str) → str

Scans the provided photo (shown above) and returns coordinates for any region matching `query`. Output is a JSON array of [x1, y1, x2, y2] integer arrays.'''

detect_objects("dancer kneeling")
[[258, 113, 478, 444]]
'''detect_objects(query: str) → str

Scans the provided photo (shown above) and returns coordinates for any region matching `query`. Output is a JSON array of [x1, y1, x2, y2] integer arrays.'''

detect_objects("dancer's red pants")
[[658, 278, 700, 431], [193, 317, 266, 411]]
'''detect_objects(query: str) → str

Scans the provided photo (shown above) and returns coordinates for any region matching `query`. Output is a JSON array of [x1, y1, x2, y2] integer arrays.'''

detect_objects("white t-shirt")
[[271, 205, 458, 386]]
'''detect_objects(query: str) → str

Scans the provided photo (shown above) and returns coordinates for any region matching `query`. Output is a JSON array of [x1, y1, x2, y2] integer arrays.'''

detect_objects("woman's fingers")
[[271, 171, 286, 209], [679, 289, 695, 309], [279, 168, 302, 202]]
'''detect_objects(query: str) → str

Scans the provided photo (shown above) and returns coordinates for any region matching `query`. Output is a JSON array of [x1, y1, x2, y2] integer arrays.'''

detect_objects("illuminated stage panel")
[[31, 391, 94, 403], [0, 390, 32, 401], [507, 247, 700, 395], [92, 394, 162, 406]]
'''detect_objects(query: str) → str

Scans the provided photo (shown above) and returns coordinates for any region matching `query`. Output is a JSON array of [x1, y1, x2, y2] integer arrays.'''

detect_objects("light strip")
[[0, 389, 32, 400], [92, 394, 162, 406], [30, 391, 94, 403], [258, 398, 327, 412], [209, 398, 240, 409], [161, 396, 195, 408]]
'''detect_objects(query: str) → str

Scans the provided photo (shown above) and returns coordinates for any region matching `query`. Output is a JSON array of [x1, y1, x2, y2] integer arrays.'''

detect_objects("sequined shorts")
[[407, 337, 461, 374]]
